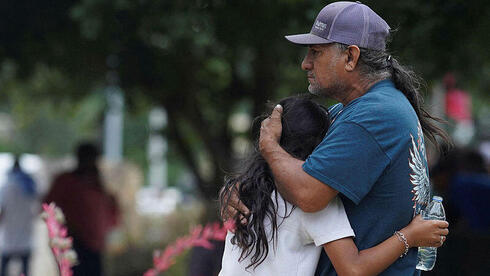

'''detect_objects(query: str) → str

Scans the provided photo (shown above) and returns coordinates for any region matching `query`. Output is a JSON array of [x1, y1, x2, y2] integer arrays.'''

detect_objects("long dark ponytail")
[[389, 57, 452, 150], [335, 43, 452, 151], [219, 96, 330, 269]]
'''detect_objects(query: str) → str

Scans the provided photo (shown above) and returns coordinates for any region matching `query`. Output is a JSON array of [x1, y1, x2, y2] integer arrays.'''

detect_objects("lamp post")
[[147, 107, 168, 190]]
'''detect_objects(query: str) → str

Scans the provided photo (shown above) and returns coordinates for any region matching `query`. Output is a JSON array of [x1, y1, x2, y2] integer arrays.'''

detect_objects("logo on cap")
[[313, 20, 327, 31]]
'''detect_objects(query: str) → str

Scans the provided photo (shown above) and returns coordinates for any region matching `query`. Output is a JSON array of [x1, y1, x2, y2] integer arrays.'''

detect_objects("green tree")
[[0, 0, 488, 204]]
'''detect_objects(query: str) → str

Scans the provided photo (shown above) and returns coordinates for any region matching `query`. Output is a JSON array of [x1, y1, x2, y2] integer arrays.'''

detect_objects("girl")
[[219, 96, 448, 275]]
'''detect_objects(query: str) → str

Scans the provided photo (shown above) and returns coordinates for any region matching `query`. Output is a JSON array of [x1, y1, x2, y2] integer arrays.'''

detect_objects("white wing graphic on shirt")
[[409, 133, 430, 211]]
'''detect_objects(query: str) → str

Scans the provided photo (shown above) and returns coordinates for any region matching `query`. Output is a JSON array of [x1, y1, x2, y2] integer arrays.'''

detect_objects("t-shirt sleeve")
[[300, 196, 355, 247], [303, 121, 390, 205]]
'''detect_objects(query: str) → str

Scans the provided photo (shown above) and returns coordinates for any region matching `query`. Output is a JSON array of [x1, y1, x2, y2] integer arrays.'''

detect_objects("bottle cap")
[[432, 196, 443, 202]]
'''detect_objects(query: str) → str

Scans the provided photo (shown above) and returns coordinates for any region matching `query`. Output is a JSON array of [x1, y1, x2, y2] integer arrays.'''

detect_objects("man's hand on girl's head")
[[259, 104, 283, 157]]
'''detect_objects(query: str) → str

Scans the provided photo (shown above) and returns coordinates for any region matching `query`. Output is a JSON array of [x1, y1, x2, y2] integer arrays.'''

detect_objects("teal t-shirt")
[[303, 80, 431, 275]]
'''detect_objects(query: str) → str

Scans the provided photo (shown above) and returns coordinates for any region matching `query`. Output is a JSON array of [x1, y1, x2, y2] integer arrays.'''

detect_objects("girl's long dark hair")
[[219, 96, 330, 269]]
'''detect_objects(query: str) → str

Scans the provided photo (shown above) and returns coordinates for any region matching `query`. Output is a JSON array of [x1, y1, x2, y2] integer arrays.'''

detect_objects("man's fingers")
[[222, 204, 249, 226], [221, 202, 250, 221], [228, 191, 250, 217], [259, 104, 283, 148], [221, 205, 235, 221], [260, 118, 269, 130], [270, 104, 283, 120], [239, 214, 248, 225], [225, 195, 250, 219], [229, 199, 250, 217]]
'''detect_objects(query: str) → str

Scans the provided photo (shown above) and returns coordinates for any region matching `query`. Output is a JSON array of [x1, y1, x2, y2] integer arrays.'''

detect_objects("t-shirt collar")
[[366, 79, 395, 93], [331, 79, 395, 117]]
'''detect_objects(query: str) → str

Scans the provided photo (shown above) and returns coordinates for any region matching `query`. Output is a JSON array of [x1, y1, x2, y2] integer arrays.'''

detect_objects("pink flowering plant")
[[41, 203, 78, 276], [144, 220, 235, 276]]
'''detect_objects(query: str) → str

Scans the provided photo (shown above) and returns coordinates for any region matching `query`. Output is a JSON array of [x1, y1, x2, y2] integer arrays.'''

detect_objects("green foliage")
[[0, 63, 105, 155], [368, 0, 490, 88], [0, 0, 488, 199]]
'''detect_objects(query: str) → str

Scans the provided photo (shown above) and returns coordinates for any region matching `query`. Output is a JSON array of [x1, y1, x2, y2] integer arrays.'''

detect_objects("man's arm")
[[259, 105, 338, 212]]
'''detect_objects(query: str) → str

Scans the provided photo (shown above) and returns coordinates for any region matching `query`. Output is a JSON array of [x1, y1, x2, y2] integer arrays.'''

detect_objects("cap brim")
[[284, 33, 334, 45]]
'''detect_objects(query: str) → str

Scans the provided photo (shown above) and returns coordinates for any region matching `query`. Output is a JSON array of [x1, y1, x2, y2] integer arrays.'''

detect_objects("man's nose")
[[301, 55, 312, 71]]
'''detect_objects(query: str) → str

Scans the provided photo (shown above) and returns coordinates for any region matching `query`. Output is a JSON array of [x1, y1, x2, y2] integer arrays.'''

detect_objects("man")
[[44, 143, 119, 276], [224, 1, 450, 275]]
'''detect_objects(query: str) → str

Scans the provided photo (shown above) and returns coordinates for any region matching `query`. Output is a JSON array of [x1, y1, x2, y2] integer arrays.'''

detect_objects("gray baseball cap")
[[285, 1, 390, 50]]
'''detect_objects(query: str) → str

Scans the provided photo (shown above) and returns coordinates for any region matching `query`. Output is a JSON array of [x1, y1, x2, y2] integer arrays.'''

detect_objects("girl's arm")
[[323, 215, 449, 276]]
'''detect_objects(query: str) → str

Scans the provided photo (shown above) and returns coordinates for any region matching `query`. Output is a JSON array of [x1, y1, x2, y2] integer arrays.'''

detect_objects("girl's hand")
[[401, 214, 449, 248]]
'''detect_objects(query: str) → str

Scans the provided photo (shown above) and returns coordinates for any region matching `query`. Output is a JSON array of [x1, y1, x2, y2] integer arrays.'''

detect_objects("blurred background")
[[0, 0, 488, 275]]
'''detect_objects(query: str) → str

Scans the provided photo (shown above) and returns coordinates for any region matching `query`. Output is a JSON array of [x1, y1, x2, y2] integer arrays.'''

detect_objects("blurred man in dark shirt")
[[45, 143, 119, 276]]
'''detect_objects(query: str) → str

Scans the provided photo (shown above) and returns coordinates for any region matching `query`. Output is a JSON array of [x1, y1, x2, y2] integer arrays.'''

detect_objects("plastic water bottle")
[[416, 196, 446, 271]]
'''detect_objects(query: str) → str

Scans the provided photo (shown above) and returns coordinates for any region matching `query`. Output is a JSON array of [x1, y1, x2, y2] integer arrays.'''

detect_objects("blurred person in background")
[[429, 148, 490, 275], [443, 73, 475, 146], [44, 143, 120, 276], [0, 156, 39, 276], [431, 148, 488, 227]]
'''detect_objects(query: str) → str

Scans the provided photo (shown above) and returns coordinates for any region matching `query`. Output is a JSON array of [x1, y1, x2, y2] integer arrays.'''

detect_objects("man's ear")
[[345, 45, 360, 72]]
